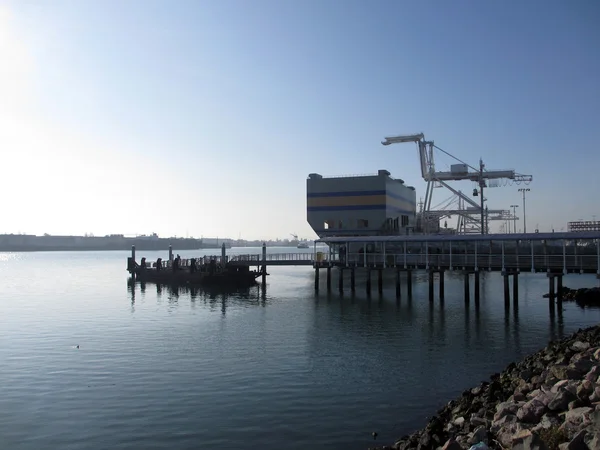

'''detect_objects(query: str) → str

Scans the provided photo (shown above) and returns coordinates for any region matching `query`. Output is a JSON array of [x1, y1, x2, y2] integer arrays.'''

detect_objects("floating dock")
[[127, 244, 266, 288]]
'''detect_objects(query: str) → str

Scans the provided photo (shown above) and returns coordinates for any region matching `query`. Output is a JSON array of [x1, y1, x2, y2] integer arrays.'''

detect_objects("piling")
[[557, 275, 563, 308], [474, 271, 480, 304], [366, 269, 372, 295], [314, 267, 320, 291], [395, 269, 401, 299], [464, 272, 470, 303], [428, 270, 434, 302], [513, 272, 519, 303], [326, 266, 332, 291], [439, 270, 445, 301], [168, 245, 173, 263], [503, 273, 510, 306], [548, 275, 555, 305], [407, 270, 413, 297], [377, 269, 383, 294], [221, 243, 227, 265], [338, 268, 344, 293], [261, 243, 267, 285], [350, 268, 356, 292]]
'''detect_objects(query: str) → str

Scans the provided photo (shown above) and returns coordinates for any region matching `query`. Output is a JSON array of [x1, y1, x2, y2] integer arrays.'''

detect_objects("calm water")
[[1, 247, 600, 450]]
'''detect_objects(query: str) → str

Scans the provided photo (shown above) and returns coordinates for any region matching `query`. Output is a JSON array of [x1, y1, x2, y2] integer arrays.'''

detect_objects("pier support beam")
[[366, 269, 372, 295], [474, 271, 480, 304], [513, 272, 519, 303], [378, 269, 383, 294], [557, 274, 563, 309], [439, 270, 445, 301], [326, 266, 332, 291], [395, 269, 401, 299], [338, 268, 344, 293], [503, 273, 510, 306], [314, 267, 320, 291], [407, 270, 413, 298], [464, 272, 470, 303], [261, 243, 267, 285], [169, 245, 173, 264], [428, 270, 434, 302], [350, 268, 356, 292]]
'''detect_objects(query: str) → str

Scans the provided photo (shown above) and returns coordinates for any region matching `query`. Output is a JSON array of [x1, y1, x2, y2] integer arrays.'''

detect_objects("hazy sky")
[[1, 0, 599, 240]]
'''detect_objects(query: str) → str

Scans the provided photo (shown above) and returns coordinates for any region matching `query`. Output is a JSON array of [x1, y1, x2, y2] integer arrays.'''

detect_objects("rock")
[[549, 389, 578, 411], [467, 425, 487, 445], [537, 391, 557, 407], [552, 365, 581, 381], [470, 415, 488, 428], [495, 402, 520, 421], [511, 429, 549, 450], [577, 380, 594, 401], [572, 341, 591, 352], [518, 398, 547, 423], [569, 399, 586, 410], [564, 407, 593, 426], [454, 416, 465, 427], [533, 413, 562, 432], [589, 386, 600, 403], [441, 438, 462, 450], [565, 429, 589, 450], [584, 365, 600, 382], [584, 432, 600, 450], [491, 413, 517, 431], [593, 348, 600, 361], [571, 359, 595, 374], [553, 380, 571, 393]]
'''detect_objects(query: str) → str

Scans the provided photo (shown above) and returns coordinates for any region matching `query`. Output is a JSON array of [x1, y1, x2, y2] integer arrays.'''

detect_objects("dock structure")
[[128, 233, 600, 310], [311, 231, 600, 309]]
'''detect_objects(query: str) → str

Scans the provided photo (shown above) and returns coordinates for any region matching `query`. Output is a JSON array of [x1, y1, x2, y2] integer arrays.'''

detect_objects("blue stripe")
[[307, 205, 414, 215], [307, 190, 416, 205], [307, 190, 386, 198]]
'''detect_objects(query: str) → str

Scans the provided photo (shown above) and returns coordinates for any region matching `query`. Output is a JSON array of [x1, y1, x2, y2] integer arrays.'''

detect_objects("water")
[[1, 247, 599, 450]]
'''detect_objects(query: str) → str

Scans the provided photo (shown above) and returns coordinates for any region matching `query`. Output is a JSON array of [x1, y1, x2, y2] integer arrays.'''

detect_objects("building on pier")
[[306, 170, 417, 239]]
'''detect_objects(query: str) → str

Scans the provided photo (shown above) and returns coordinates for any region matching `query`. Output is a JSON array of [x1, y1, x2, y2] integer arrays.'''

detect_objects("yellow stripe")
[[307, 195, 414, 212], [307, 195, 385, 207]]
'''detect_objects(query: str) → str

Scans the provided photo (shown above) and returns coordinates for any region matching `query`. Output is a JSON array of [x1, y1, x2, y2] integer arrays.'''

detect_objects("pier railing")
[[338, 252, 598, 273], [229, 253, 316, 263]]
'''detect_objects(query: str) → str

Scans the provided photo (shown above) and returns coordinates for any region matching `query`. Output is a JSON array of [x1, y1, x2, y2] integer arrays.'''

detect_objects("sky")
[[1, 0, 599, 240]]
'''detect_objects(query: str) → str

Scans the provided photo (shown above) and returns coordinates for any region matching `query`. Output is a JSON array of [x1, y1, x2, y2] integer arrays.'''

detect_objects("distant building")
[[306, 170, 417, 238]]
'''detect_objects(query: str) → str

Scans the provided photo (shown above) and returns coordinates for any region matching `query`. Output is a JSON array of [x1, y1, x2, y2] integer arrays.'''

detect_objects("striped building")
[[306, 170, 417, 237]]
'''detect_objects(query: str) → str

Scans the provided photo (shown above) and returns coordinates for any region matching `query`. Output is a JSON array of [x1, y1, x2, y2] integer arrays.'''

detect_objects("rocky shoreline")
[[370, 325, 600, 450]]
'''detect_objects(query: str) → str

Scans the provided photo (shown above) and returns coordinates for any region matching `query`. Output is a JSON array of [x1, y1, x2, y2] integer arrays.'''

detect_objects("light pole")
[[510, 204, 519, 234], [518, 188, 530, 233]]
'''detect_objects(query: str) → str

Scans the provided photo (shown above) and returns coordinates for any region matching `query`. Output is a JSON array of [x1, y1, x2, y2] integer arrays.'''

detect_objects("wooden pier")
[[310, 232, 600, 310]]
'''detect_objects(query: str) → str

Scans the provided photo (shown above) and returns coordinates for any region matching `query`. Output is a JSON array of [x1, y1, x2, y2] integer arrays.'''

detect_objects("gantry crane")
[[381, 133, 532, 234]]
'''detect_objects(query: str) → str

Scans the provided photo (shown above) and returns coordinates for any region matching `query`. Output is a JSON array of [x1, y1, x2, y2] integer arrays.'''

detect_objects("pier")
[[128, 232, 600, 309], [310, 232, 600, 311]]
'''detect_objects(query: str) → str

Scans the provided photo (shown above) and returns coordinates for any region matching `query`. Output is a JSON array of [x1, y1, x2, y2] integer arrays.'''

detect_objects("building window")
[[357, 219, 369, 229], [324, 220, 335, 229]]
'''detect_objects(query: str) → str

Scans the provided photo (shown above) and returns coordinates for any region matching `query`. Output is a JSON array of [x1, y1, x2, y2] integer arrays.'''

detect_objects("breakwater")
[[371, 325, 600, 450]]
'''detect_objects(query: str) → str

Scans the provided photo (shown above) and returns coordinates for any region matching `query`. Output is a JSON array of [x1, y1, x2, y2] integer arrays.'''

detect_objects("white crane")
[[382, 133, 532, 234]]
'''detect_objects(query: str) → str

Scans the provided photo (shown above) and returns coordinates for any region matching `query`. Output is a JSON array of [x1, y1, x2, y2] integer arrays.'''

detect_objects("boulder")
[[518, 398, 547, 423]]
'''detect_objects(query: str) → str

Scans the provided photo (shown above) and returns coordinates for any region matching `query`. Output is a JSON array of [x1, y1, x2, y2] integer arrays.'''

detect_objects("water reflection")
[[127, 278, 269, 312]]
